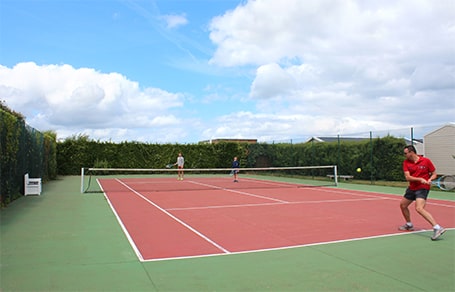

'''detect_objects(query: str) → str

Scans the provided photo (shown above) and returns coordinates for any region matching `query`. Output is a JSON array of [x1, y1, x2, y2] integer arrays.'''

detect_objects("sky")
[[0, 0, 454, 143]]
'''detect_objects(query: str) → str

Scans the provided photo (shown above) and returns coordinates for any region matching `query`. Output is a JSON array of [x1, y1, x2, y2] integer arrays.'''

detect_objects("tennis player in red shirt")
[[399, 145, 445, 240]]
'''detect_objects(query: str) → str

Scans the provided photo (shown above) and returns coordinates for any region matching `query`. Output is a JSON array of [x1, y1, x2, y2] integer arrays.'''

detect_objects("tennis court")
[[1, 174, 454, 291], [97, 173, 455, 262]]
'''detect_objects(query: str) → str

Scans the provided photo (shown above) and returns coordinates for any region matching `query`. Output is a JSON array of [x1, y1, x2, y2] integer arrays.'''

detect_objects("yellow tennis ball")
[[356, 168, 362, 173]]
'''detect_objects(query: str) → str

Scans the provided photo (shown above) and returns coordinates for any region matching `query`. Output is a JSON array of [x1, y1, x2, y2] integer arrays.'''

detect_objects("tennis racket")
[[432, 175, 455, 191], [165, 163, 175, 169], [230, 169, 239, 176]]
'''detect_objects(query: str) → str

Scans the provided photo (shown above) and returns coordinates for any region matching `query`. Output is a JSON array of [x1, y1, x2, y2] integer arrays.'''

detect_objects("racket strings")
[[440, 175, 455, 191]]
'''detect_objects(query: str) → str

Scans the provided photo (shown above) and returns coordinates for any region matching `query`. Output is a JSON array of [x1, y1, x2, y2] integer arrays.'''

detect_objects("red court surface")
[[98, 177, 455, 261]]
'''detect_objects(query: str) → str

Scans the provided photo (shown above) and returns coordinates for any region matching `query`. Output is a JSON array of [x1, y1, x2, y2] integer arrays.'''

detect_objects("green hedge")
[[0, 107, 57, 206], [57, 135, 249, 175], [56, 135, 406, 181]]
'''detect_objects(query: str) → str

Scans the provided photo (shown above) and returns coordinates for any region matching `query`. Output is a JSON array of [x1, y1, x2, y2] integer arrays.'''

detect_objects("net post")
[[80, 167, 85, 193], [334, 165, 338, 186]]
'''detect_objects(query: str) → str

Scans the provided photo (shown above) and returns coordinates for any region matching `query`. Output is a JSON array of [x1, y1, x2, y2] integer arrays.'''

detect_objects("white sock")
[[406, 222, 413, 227], [433, 224, 441, 230]]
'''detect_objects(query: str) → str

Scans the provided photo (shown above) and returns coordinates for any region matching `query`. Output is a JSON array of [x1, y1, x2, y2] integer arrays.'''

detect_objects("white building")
[[424, 123, 455, 175]]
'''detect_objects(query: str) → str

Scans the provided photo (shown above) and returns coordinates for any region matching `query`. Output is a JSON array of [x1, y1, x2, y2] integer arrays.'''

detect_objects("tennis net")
[[80, 165, 339, 193]]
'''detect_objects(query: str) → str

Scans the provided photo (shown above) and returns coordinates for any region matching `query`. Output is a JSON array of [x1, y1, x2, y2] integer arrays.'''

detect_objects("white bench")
[[327, 174, 354, 181], [24, 173, 42, 196]]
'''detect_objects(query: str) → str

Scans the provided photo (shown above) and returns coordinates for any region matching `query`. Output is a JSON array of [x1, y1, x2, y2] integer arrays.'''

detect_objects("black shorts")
[[404, 188, 429, 201]]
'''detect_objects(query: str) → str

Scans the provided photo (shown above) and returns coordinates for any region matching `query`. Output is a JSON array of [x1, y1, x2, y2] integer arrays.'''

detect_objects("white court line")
[[317, 187, 455, 208], [168, 179, 391, 211], [97, 179, 144, 261], [189, 178, 398, 204], [238, 177, 309, 188], [114, 179, 231, 254], [167, 181, 454, 211], [188, 180, 290, 203], [141, 228, 455, 262], [167, 197, 386, 211]]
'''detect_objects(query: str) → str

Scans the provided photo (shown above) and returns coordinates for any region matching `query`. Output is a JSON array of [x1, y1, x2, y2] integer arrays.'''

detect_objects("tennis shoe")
[[431, 228, 445, 241], [398, 224, 414, 231]]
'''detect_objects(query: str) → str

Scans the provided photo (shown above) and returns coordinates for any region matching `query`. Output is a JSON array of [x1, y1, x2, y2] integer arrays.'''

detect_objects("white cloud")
[[202, 111, 399, 142], [1, 1, 454, 143], [162, 13, 188, 29], [210, 0, 454, 66], [0, 62, 185, 142], [250, 63, 296, 99], [410, 64, 455, 92], [207, 0, 454, 136]]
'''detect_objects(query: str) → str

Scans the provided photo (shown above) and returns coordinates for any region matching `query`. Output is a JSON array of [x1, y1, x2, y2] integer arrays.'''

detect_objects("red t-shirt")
[[402, 156, 435, 190]]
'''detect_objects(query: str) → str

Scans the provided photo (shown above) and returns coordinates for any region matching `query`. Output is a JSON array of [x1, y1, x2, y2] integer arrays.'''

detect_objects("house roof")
[[306, 137, 369, 143], [306, 136, 423, 144], [424, 123, 455, 137], [199, 138, 257, 144]]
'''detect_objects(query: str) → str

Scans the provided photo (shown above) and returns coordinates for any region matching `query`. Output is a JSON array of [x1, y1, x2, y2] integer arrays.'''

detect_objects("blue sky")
[[1, 0, 454, 143]]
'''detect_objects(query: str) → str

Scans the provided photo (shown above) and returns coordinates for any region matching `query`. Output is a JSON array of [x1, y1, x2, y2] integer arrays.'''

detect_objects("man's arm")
[[428, 171, 437, 183], [404, 170, 430, 184]]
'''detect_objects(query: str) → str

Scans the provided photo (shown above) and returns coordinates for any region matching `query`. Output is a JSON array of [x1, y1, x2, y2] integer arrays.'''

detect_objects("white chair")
[[24, 173, 42, 196]]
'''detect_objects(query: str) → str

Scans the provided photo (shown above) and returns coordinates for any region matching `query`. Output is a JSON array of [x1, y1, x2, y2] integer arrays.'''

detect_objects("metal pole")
[[334, 165, 338, 186], [80, 168, 85, 193], [337, 134, 340, 172], [370, 131, 374, 184], [411, 127, 414, 146]]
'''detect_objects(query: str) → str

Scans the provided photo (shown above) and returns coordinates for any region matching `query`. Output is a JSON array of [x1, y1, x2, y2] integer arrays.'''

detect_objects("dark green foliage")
[[244, 136, 405, 181], [1, 107, 57, 206], [57, 138, 250, 174], [56, 135, 407, 183]]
